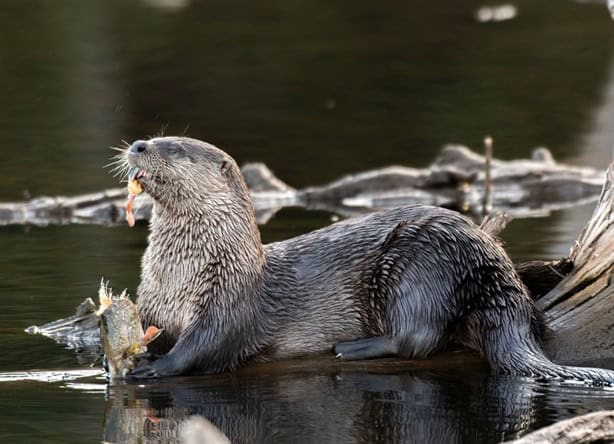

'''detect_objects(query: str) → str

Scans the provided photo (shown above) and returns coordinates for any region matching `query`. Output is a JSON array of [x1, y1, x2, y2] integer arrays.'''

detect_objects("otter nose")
[[129, 140, 149, 154]]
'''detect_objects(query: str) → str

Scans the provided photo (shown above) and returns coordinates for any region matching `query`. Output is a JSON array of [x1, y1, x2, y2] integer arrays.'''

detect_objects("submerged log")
[[0, 146, 604, 226]]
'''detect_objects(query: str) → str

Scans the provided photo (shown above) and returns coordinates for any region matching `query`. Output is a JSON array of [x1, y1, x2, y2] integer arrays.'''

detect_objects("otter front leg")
[[129, 322, 205, 379], [334, 336, 399, 360], [130, 352, 183, 379], [129, 313, 247, 379]]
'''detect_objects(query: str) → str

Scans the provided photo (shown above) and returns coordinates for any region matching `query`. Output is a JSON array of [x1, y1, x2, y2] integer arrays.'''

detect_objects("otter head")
[[125, 137, 252, 217]]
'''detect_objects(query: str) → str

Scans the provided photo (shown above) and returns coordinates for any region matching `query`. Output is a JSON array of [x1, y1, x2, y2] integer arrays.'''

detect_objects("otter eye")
[[168, 147, 177, 155]]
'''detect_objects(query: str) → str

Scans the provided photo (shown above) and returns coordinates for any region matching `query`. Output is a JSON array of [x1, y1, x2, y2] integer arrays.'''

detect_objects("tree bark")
[[539, 163, 614, 363]]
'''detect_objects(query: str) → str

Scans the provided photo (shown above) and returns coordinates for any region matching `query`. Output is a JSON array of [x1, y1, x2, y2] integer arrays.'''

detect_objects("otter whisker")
[[107, 164, 131, 181], [110, 140, 130, 153], [155, 165, 165, 184], [104, 159, 127, 172], [105, 152, 132, 180], [155, 124, 168, 138], [104, 162, 126, 175], [180, 124, 190, 137], [111, 169, 131, 182], [104, 153, 127, 167]]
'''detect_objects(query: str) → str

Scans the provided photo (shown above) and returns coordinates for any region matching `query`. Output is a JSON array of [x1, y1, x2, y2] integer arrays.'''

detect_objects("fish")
[[97, 281, 161, 379], [125, 167, 144, 227]]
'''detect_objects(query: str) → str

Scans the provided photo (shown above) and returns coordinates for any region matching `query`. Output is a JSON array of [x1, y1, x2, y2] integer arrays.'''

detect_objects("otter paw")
[[128, 355, 181, 380], [128, 359, 161, 380]]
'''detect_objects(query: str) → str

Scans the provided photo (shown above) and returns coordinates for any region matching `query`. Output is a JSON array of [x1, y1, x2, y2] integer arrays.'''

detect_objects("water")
[[0, 0, 613, 442]]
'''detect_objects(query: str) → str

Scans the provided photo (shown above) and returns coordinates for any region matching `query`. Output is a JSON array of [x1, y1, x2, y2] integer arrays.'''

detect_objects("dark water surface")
[[1, 0, 614, 443]]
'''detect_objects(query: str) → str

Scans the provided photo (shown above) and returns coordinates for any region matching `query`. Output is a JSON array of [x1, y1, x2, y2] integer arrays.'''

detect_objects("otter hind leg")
[[334, 336, 399, 360], [369, 218, 465, 360]]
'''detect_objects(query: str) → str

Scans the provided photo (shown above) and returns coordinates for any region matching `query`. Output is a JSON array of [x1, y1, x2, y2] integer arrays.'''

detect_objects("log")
[[514, 259, 573, 299], [313, 145, 604, 216], [507, 410, 614, 444], [481, 163, 613, 362], [541, 163, 614, 363], [0, 146, 604, 226]]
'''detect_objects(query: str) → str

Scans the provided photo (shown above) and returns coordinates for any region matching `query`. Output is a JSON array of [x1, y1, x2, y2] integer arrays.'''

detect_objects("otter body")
[[127, 137, 614, 384]]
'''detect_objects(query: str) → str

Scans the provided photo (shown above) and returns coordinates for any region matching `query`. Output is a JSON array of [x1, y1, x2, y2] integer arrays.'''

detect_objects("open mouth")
[[128, 167, 146, 182], [128, 166, 165, 185]]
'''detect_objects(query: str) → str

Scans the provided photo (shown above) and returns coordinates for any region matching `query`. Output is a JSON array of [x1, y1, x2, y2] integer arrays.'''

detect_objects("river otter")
[[124, 136, 614, 385]]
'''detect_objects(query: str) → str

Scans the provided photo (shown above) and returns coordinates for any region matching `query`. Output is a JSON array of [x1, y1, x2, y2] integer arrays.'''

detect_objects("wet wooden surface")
[[541, 164, 614, 363]]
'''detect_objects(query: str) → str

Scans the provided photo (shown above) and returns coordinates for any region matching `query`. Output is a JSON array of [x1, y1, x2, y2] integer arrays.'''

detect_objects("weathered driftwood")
[[24, 298, 99, 341], [0, 146, 604, 226], [24, 297, 102, 365], [302, 146, 604, 217], [507, 410, 614, 444], [540, 163, 614, 363], [481, 164, 613, 363], [0, 188, 127, 226]]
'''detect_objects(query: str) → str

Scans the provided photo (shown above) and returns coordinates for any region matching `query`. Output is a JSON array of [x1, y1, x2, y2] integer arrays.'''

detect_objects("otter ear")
[[220, 160, 235, 184], [220, 159, 244, 193], [220, 160, 231, 176]]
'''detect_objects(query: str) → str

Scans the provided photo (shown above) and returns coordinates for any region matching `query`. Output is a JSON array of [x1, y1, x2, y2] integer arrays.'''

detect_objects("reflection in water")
[[475, 4, 518, 23], [141, 0, 191, 12], [180, 417, 231, 444], [99, 368, 614, 444]]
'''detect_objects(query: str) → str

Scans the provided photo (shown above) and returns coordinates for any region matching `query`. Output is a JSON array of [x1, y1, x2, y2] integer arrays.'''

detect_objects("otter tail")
[[480, 309, 614, 386]]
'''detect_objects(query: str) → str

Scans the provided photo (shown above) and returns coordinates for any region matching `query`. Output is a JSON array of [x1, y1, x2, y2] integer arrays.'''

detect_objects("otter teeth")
[[128, 167, 146, 181]]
